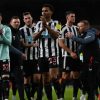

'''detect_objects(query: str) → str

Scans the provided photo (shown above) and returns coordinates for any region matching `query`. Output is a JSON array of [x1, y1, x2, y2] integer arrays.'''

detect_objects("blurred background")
[[0, 0, 100, 26]]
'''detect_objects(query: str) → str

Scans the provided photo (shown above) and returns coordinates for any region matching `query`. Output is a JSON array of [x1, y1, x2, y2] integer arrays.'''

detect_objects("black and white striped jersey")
[[59, 24, 78, 56], [20, 25, 38, 60], [34, 19, 60, 58]]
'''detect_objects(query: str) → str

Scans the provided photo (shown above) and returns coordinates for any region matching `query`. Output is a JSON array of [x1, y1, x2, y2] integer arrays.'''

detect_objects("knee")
[[71, 71, 80, 79], [33, 74, 42, 83]]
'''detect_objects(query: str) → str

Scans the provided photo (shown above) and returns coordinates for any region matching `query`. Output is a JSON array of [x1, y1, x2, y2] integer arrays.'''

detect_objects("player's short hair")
[[23, 12, 31, 17], [65, 11, 75, 16], [42, 4, 54, 12]]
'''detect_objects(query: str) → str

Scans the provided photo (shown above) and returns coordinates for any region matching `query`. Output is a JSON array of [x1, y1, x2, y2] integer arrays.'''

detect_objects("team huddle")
[[0, 3, 100, 100]]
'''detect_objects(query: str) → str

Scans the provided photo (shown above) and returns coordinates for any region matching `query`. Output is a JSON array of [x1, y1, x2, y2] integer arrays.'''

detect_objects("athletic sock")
[[30, 82, 37, 97], [37, 82, 43, 100], [2, 79, 9, 100], [61, 79, 70, 98], [52, 78, 62, 99], [44, 83, 52, 100], [73, 79, 80, 98], [0, 79, 2, 100], [24, 84, 31, 100]]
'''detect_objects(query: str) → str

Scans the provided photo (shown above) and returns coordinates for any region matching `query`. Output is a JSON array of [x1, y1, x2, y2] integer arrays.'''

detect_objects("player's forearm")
[[45, 25, 59, 39]]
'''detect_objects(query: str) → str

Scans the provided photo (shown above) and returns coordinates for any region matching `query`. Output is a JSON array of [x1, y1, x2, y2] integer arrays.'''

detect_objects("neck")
[[66, 21, 73, 27], [26, 23, 33, 28], [46, 17, 51, 22]]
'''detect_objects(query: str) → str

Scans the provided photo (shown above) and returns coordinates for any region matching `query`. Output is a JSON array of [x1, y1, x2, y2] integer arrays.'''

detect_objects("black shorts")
[[59, 57, 64, 70], [48, 56, 59, 68], [23, 59, 39, 77], [63, 56, 82, 72], [38, 56, 59, 73], [0, 60, 10, 78], [38, 57, 49, 72]]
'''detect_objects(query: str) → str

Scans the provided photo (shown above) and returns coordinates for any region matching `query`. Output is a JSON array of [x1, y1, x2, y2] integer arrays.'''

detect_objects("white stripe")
[[56, 39, 59, 57], [45, 38, 49, 57], [63, 56, 66, 69], [29, 28, 33, 60], [51, 39, 56, 56], [23, 27, 28, 59], [40, 40, 43, 57], [35, 40, 38, 59]]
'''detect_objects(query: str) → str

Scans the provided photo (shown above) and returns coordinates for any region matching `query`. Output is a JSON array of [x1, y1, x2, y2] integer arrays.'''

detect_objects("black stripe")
[[20, 29, 25, 41], [20, 29, 26, 53], [48, 22, 52, 27], [48, 38, 51, 57], [68, 27, 72, 32], [32, 27, 35, 33], [59, 46, 62, 57], [73, 27, 77, 36], [42, 38, 45, 57], [38, 39, 41, 57], [54, 39, 57, 56], [38, 22, 41, 32], [61, 25, 66, 30], [27, 48, 30, 60], [33, 46, 35, 60], [26, 28, 30, 36]]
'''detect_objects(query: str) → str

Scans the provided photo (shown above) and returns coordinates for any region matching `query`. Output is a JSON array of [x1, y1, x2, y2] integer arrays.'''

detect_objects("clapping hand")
[[40, 16, 47, 27], [65, 32, 73, 39], [70, 52, 78, 59]]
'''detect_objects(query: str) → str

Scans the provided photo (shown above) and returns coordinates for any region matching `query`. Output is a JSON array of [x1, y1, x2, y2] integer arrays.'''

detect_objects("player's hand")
[[21, 53, 27, 60], [65, 32, 73, 38], [70, 52, 77, 59], [40, 16, 47, 27]]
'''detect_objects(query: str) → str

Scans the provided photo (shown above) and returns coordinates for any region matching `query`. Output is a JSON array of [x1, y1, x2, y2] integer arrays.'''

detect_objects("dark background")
[[0, 0, 100, 26]]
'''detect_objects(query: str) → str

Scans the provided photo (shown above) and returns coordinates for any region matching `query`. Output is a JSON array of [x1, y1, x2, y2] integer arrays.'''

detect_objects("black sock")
[[52, 78, 62, 99], [61, 79, 67, 98], [2, 79, 9, 99], [44, 83, 52, 100], [17, 82, 24, 100], [37, 82, 43, 100], [0, 79, 2, 100], [31, 82, 37, 97], [24, 84, 31, 100], [12, 79, 17, 96], [73, 79, 80, 98]]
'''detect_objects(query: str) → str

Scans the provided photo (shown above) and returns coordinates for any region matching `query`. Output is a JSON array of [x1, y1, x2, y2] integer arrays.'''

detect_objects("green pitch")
[[9, 86, 81, 100]]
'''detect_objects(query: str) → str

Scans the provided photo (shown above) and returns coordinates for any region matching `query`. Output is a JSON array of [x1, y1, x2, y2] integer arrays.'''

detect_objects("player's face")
[[77, 22, 86, 33], [23, 14, 33, 26], [10, 18, 20, 29], [67, 13, 75, 23], [42, 7, 53, 19]]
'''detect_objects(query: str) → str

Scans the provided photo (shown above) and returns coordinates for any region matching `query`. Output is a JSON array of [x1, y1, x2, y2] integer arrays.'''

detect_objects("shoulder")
[[61, 24, 66, 30], [36, 21, 42, 26], [3, 25, 11, 30], [19, 26, 25, 30], [3, 25, 12, 33], [87, 28, 97, 34]]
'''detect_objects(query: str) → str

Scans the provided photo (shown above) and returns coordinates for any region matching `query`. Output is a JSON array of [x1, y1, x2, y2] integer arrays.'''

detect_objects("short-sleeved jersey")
[[20, 25, 38, 60], [59, 24, 78, 56], [34, 19, 60, 58]]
